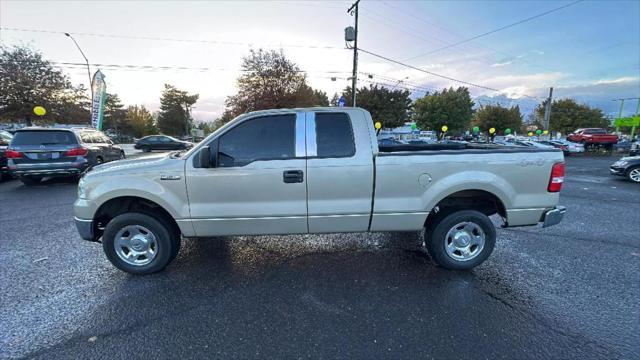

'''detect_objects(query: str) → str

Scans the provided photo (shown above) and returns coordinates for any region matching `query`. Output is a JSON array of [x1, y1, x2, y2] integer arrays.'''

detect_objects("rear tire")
[[102, 212, 180, 275], [20, 176, 43, 186], [425, 210, 496, 270]]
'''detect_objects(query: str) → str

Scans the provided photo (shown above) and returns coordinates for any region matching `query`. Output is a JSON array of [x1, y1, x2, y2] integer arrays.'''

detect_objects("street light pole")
[[64, 33, 93, 102]]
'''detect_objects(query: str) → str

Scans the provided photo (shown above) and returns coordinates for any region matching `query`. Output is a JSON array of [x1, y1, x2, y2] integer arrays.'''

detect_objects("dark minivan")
[[6, 128, 125, 185], [134, 135, 193, 152]]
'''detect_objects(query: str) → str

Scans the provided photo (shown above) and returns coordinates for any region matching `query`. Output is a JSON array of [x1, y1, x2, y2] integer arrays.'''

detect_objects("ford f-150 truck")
[[567, 128, 618, 147], [74, 107, 566, 275]]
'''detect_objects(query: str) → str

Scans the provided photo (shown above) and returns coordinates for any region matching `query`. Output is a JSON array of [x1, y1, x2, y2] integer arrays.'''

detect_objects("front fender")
[[74, 174, 190, 221]]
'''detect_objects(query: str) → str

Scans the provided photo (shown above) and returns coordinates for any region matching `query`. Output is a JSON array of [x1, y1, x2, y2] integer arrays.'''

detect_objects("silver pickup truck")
[[74, 107, 566, 275]]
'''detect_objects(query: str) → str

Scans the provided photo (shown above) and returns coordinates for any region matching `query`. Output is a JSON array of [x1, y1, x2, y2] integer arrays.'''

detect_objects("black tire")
[[119, 151, 126, 160], [20, 176, 43, 186], [425, 210, 496, 270], [142, 148, 151, 153], [96, 156, 104, 164], [626, 166, 640, 183], [102, 212, 180, 275]]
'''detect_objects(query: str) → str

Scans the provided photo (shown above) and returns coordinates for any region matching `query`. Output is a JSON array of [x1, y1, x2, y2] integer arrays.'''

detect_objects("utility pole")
[[543, 87, 553, 131], [348, 0, 360, 107]]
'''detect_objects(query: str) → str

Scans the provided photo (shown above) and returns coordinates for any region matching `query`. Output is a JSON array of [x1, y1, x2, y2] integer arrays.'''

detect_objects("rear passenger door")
[[305, 111, 374, 232]]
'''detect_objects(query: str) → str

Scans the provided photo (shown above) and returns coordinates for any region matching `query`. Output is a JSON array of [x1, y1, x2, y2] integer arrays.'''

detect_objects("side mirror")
[[198, 146, 211, 168]]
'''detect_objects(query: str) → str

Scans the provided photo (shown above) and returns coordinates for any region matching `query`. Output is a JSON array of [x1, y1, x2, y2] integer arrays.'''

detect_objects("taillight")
[[548, 162, 565, 192], [65, 147, 89, 157], [5, 150, 22, 159]]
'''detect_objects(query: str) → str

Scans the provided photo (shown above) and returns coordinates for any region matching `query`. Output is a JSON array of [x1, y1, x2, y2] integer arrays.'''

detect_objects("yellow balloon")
[[528, 132, 533, 137], [374, 122, 382, 130], [489, 127, 496, 134], [543, 130, 549, 135], [441, 125, 448, 132], [33, 106, 46, 116]]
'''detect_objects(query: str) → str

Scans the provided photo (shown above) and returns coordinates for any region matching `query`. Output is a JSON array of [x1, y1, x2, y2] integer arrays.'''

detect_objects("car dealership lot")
[[0, 156, 638, 359]]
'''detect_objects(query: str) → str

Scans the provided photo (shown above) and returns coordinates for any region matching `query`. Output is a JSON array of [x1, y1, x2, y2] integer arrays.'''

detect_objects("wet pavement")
[[0, 155, 638, 359]]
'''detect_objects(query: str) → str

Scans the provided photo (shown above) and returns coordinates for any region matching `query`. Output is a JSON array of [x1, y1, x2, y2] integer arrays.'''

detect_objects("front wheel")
[[425, 210, 496, 270], [102, 212, 180, 275], [626, 166, 640, 183]]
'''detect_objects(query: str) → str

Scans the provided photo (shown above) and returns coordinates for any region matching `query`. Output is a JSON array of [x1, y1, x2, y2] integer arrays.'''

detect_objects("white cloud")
[[491, 60, 513, 67]]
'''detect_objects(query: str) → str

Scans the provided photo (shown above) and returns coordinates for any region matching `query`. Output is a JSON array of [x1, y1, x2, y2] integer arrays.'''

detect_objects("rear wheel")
[[119, 151, 126, 160], [20, 176, 43, 186], [102, 212, 180, 275], [626, 166, 640, 183], [425, 210, 496, 270]]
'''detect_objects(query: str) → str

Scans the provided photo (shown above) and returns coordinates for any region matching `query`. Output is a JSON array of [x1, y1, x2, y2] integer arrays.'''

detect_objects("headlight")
[[77, 177, 87, 199]]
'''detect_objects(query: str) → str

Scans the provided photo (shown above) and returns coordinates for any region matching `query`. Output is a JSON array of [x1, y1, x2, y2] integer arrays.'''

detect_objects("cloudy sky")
[[1, 0, 639, 121]]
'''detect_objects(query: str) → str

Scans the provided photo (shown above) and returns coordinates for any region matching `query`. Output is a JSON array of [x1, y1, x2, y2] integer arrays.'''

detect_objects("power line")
[[378, 1, 555, 73], [403, 0, 583, 62], [50, 61, 349, 74], [358, 48, 544, 100], [0, 27, 341, 50]]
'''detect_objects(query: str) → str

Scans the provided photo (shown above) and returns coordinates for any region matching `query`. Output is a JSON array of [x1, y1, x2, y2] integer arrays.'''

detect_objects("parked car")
[[551, 139, 585, 154], [610, 156, 640, 183], [567, 128, 618, 147], [613, 139, 633, 154], [630, 140, 640, 156], [0, 130, 13, 180], [75, 107, 565, 275], [134, 135, 194, 152], [6, 128, 125, 185], [378, 138, 405, 146]]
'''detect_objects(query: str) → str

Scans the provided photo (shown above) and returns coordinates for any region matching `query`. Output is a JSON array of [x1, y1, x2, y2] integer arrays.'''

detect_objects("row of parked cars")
[[0, 127, 194, 185]]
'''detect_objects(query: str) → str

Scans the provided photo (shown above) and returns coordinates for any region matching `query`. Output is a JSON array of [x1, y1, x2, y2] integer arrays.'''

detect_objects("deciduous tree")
[[413, 87, 474, 134], [125, 105, 156, 138], [535, 98, 609, 135], [0, 45, 89, 125], [223, 49, 317, 119], [472, 104, 523, 135], [341, 85, 412, 128]]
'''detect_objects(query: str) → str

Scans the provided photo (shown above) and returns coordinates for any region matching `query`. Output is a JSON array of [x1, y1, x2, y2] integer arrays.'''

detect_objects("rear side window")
[[218, 114, 295, 167], [315, 112, 355, 158], [11, 131, 78, 146]]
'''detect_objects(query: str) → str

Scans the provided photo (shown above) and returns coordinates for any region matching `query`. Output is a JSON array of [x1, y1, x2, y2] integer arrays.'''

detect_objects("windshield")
[[11, 131, 78, 146]]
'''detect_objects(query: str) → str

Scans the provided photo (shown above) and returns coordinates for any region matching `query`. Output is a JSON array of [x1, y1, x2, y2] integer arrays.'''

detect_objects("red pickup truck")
[[567, 128, 618, 147]]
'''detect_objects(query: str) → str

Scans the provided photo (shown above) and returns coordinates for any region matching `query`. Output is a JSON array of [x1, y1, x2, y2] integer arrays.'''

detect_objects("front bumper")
[[541, 206, 566, 228], [610, 166, 625, 176], [74, 217, 95, 241]]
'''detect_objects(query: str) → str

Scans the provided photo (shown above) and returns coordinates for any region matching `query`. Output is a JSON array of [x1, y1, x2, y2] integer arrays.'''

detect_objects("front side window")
[[315, 112, 355, 158], [218, 114, 295, 167]]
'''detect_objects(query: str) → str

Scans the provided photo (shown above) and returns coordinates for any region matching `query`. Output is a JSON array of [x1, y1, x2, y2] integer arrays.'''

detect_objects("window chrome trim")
[[295, 113, 306, 158], [305, 112, 317, 157]]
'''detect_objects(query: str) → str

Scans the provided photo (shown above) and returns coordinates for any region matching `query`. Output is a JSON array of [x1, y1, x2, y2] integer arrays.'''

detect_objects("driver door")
[[185, 112, 308, 236]]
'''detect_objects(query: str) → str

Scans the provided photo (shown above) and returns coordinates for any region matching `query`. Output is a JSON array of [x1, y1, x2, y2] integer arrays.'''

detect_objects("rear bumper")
[[10, 161, 89, 177], [541, 206, 566, 228], [74, 217, 95, 241]]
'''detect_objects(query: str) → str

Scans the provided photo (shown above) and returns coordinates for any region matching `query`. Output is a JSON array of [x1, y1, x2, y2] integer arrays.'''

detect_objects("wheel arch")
[[93, 196, 181, 241]]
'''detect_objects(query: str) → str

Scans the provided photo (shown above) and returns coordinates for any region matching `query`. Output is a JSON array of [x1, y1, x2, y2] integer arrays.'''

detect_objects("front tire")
[[626, 166, 640, 183], [425, 210, 496, 270], [102, 212, 180, 275]]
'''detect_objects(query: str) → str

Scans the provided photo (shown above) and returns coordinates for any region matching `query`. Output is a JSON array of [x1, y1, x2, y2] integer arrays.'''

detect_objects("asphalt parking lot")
[[0, 155, 638, 359]]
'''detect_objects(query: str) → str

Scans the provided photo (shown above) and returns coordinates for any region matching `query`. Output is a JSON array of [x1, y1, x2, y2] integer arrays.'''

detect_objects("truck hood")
[[84, 153, 183, 178]]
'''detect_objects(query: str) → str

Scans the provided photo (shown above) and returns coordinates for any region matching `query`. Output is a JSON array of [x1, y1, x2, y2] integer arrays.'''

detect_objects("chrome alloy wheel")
[[629, 168, 640, 183], [114, 225, 158, 266], [444, 222, 486, 261]]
